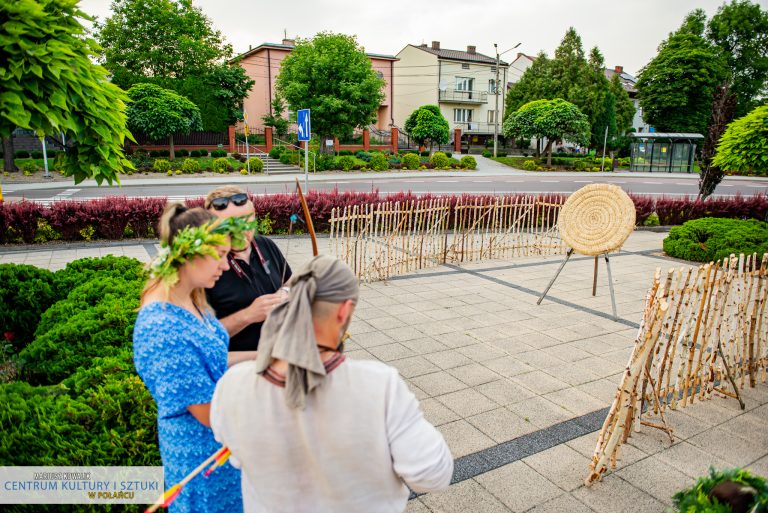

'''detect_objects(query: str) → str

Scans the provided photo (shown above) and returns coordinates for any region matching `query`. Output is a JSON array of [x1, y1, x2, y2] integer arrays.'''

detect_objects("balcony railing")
[[454, 122, 496, 134], [438, 89, 488, 104]]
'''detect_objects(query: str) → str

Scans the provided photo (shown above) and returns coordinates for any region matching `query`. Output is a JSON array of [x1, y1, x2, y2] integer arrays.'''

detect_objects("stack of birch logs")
[[586, 253, 768, 485]]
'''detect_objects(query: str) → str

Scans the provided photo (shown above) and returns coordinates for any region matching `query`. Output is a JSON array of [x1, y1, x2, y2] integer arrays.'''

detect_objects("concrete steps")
[[246, 152, 302, 175]]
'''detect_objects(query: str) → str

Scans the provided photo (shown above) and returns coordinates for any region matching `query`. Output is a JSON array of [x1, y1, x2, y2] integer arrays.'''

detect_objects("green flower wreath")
[[150, 215, 260, 287]]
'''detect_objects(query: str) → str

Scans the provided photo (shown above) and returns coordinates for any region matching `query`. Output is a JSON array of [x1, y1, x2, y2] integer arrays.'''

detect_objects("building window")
[[455, 77, 474, 91], [488, 79, 497, 93], [487, 110, 496, 123], [462, 63, 470, 70], [454, 109, 473, 123]]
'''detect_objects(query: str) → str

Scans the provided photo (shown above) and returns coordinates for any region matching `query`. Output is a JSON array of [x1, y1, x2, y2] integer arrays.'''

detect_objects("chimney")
[[431, 41, 440, 50], [282, 38, 295, 46], [614, 65, 623, 73], [467, 45, 476, 54]]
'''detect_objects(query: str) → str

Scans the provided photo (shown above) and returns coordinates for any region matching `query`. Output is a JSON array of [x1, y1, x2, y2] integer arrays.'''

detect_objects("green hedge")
[[0, 256, 161, 511], [0, 265, 58, 351], [663, 217, 768, 262]]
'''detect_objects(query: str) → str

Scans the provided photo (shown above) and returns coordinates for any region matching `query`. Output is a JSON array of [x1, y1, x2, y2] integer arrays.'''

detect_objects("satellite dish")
[[438, 81, 447, 91]]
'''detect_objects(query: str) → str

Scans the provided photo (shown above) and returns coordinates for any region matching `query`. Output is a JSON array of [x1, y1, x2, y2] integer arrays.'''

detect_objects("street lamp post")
[[493, 42, 521, 158]]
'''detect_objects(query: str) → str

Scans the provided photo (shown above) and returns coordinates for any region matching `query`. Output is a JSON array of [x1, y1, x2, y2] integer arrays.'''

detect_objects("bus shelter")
[[630, 132, 703, 173]]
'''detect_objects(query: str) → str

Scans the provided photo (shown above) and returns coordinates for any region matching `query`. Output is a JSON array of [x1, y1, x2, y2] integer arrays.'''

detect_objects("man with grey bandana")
[[211, 255, 454, 513]]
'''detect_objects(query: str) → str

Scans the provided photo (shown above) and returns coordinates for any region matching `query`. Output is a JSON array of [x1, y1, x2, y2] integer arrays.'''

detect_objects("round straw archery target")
[[558, 183, 636, 256]]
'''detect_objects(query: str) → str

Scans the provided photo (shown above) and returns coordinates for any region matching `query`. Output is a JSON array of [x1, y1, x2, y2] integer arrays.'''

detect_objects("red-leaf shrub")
[[628, 193, 655, 225], [125, 197, 166, 238], [5, 201, 43, 243], [44, 202, 92, 241], [87, 198, 132, 239], [2, 192, 766, 245], [0, 203, 9, 244]]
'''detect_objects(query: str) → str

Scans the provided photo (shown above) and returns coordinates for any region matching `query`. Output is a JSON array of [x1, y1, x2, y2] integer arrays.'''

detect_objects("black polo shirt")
[[206, 236, 292, 351]]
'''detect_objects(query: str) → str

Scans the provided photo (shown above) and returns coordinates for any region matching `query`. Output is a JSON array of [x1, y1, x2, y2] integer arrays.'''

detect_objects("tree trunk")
[[544, 140, 553, 167], [169, 135, 175, 161], [699, 83, 737, 200], [3, 137, 18, 172]]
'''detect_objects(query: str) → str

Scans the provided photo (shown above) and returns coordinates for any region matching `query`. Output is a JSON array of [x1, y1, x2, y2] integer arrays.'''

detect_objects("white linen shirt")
[[210, 357, 454, 513]]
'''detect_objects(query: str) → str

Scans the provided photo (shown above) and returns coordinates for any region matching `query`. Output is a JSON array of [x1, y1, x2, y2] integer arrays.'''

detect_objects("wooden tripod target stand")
[[537, 184, 636, 319]]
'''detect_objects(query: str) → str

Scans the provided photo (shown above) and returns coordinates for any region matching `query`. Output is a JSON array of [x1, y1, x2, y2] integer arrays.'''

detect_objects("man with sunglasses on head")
[[205, 186, 291, 365]]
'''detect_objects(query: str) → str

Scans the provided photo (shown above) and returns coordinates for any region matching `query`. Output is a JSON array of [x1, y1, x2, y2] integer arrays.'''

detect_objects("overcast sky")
[[80, 0, 739, 78]]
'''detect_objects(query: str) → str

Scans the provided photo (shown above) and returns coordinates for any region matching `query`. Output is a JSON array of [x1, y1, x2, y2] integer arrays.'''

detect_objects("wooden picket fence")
[[328, 196, 567, 281], [587, 253, 768, 485]]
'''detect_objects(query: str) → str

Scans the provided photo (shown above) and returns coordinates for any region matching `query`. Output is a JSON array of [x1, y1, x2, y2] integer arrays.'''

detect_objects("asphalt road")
[[4, 173, 767, 204]]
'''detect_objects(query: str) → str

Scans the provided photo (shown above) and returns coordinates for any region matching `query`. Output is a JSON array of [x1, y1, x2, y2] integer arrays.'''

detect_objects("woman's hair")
[[141, 203, 218, 309]]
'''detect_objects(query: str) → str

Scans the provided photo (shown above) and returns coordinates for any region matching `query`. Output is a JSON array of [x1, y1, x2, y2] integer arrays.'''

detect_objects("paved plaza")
[[2, 230, 767, 512]]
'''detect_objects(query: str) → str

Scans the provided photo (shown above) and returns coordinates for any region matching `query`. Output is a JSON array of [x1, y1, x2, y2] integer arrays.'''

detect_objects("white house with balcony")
[[393, 41, 509, 147]]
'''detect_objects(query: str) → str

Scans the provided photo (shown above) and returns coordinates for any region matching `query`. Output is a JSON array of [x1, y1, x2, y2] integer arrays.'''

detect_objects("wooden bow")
[[295, 178, 318, 257]]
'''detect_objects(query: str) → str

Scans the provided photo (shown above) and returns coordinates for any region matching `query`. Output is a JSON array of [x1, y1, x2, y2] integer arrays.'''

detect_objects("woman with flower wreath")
[[133, 203, 257, 513]]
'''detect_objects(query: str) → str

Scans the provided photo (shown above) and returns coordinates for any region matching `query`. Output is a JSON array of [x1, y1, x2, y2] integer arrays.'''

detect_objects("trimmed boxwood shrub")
[[182, 157, 200, 174], [247, 157, 264, 172], [0, 264, 58, 351], [212, 157, 231, 173], [402, 153, 420, 170], [369, 153, 389, 171], [663, 217, 768, 262], [337, 155, 355, 171], [430, 152, 450, 169], [461, 156, 477, 170], [152, 158, 171, 173]]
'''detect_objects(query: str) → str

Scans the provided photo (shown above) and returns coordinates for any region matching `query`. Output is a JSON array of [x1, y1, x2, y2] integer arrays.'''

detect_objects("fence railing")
[[329, 196, 566, 282]]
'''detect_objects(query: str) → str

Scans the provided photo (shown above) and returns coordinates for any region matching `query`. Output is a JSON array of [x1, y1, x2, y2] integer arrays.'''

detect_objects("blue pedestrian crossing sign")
[[297, 109, 311, 141]]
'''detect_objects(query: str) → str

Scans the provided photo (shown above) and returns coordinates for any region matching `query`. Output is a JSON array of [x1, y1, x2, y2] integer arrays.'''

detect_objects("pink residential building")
[[235, 39, 397, 132]]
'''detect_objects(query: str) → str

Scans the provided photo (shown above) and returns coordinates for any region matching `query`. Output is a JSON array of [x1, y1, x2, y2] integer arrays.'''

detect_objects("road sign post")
[[297, 109, 311, 191]]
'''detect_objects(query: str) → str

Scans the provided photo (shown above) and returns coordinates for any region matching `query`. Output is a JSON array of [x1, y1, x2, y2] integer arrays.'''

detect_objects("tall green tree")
[[96, 0, 231, 84], [404, 105, 450, 152], [1, 0, 133, 184], [504, 52, 555, 116], [125, 83, 202, 160], [95, 0, 253, 131], [712, 104, 768, 176], [706, 0, 768, 118], [503, 99, 590, 166], [276, 32, 385, 153], [636, 12, 727, 134]]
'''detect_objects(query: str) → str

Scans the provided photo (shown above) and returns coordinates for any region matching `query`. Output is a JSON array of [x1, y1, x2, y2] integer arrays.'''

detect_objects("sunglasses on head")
[[210, 193, 249, 211]]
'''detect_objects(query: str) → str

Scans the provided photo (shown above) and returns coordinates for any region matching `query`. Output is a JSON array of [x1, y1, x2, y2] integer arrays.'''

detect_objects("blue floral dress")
[[133, 302, 242, 513]]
